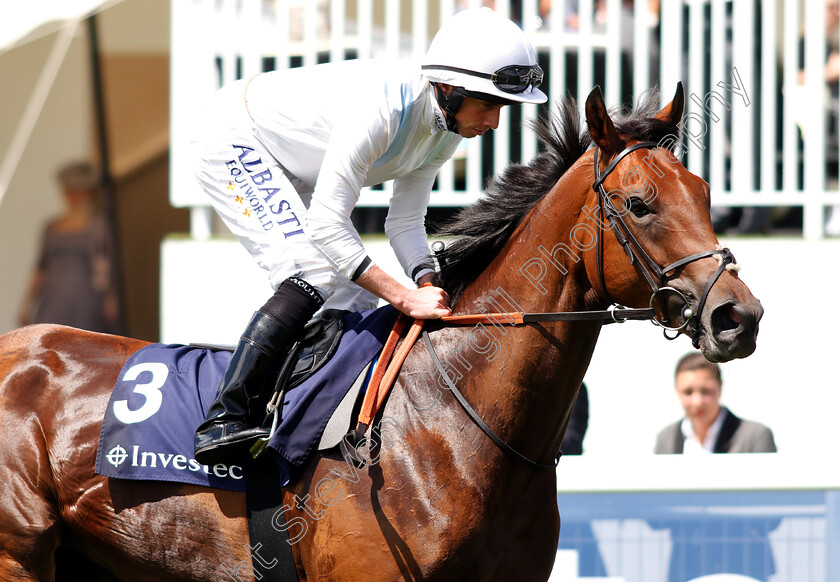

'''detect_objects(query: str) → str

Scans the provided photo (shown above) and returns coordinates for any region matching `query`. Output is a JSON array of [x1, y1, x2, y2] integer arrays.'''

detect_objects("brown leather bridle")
[[593, 141, 736, 342], [343, 142, 739, 471]]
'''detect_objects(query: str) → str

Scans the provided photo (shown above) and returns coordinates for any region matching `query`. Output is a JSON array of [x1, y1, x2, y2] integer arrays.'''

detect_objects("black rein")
[[423, 140, 738, 470]]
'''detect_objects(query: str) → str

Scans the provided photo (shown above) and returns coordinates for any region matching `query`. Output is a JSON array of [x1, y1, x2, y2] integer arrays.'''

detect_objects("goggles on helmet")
[[422, 64, 544, 94]]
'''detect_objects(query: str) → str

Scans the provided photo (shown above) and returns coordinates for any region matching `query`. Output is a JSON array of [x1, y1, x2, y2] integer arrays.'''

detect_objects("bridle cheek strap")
[[592, 143, 735, 338], [594, 143, 659, 303]]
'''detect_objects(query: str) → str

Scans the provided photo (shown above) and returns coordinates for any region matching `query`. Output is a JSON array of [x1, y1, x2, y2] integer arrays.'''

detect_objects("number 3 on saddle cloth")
[[94, 305, 399, 490]]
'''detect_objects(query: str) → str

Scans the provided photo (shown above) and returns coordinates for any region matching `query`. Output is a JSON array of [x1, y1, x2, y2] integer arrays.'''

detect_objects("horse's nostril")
[[712, 303, 741, 333]]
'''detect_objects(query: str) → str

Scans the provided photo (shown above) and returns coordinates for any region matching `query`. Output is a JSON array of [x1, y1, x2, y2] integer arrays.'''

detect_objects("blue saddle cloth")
[[95, 305, 399, 490], [265, 306, 398, 482]]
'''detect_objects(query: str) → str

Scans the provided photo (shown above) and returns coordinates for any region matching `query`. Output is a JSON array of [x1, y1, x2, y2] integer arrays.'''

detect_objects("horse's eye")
[[625, 196, 650, 218]]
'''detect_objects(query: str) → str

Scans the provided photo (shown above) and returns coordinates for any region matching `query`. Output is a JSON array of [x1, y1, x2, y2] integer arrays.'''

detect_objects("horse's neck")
[[458, 162, 596, 312], [460, 161, 600, 303], [449, 169, 602, 462]]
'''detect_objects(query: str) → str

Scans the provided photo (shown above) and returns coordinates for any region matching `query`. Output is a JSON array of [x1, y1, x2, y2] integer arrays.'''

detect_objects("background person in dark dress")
[[18, 162, 118, 333]]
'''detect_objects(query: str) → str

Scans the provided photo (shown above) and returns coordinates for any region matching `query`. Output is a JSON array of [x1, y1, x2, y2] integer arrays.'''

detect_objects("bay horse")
[[0, 84, 762, 581]]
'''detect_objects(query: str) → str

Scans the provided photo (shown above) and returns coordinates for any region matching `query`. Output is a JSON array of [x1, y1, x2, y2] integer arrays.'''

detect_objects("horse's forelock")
[[614, 88, 682, 146]]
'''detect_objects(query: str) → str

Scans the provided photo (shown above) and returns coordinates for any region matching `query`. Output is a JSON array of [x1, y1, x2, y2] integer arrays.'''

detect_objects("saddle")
[[198, 310, 347, 391], [286, 309, 347, 389]]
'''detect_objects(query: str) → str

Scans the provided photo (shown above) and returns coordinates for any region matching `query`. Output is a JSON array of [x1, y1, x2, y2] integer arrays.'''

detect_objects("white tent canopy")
[[0, 0, 123, 208], [0, 0, 121, 54], [0, 0, 171, 338]]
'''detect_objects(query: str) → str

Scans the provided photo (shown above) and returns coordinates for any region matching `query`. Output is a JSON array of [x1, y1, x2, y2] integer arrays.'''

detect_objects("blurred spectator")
[[655, 352, 775, 454], [17, 162, 118, 333], [560, 383, 589, 455], [653, 352, 778, 582]]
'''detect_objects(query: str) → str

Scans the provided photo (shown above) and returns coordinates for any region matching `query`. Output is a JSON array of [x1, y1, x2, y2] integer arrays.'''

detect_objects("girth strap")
[[245, 458, 299, 582]]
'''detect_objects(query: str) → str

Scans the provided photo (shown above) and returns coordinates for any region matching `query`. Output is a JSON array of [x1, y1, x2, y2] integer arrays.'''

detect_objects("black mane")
[[434, 89, 680, 303]]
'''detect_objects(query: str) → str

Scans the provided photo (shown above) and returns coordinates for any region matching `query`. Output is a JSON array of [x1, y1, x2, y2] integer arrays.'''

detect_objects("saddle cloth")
[[95, 305, 399, 490]]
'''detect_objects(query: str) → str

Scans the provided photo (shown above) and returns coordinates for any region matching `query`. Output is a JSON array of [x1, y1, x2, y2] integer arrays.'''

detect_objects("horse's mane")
[[435, 89, 681, 303]]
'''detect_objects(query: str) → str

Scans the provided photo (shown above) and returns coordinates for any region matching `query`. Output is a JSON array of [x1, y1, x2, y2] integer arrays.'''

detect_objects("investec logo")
[[105, 444, 244, 480]]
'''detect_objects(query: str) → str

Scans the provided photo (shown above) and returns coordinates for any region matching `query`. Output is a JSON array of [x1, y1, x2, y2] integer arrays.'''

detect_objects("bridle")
[[592, 141, 736, 342], [418, 140, 739, 471]]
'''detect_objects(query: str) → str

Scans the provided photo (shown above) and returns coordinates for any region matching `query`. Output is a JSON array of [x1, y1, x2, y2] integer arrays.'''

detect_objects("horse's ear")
[[585, 86, 623, 158], [654, 82, 685, 124]]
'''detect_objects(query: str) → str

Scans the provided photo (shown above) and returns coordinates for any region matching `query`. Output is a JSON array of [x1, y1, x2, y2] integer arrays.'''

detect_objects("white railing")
[[171, 0, 839, 239]]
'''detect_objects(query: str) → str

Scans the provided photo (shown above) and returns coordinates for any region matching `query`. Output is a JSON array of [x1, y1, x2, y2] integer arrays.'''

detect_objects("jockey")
[[191, 7, 547, 465]]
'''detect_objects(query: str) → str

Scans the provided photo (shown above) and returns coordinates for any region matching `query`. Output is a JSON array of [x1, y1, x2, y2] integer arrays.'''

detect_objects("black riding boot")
[[194, 278, 323, 465]]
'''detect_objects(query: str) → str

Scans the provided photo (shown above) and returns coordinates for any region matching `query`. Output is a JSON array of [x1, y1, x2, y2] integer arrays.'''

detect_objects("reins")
[[438, 306, 654, 325], [344, 141, 739, 471], [422, 331, 559, 471]]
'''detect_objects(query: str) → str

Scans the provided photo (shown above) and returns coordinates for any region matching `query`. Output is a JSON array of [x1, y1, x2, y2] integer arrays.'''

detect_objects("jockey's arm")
[[357, 155, 456, 318], [305, 106, 454, 318], [354, 264, 450, 319], [306, 191, 451, 319]]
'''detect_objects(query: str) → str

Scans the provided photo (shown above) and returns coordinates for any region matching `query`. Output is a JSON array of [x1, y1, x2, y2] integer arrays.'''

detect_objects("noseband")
[[592, 142, 735, 342], [419, 142, 738, 471]]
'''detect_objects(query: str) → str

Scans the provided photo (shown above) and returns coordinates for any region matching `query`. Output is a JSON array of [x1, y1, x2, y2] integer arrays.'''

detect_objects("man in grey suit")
[[655, 352, 776, 454]]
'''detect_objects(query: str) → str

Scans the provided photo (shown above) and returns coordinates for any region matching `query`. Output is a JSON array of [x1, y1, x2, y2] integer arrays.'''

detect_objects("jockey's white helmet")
[[421, 8, 547, 105]]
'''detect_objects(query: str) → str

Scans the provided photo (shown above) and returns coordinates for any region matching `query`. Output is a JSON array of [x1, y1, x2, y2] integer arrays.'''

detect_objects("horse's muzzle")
[[696, 298, 764, 362]]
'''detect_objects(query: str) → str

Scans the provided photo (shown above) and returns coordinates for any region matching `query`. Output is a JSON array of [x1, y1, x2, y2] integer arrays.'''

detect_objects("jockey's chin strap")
[[433, 83, 466, 133]]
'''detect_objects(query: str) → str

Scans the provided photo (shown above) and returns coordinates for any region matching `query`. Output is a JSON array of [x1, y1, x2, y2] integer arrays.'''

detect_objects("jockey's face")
[[437, 84, 504, 138], [454, 96, 504, 138]]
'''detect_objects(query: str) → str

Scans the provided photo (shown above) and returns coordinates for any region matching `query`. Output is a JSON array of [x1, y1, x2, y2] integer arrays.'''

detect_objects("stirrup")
[[250, 403, 282, 459], [249, 338, 304, 460], [194, 423, 271, 465]]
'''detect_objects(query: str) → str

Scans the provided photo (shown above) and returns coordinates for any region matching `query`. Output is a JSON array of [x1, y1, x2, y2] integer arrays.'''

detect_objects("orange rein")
[[355, 310, 523, 427]]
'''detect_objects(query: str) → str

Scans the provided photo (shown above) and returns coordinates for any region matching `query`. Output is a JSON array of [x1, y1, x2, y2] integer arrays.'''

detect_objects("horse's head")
[[582, 83, 763, 362]]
